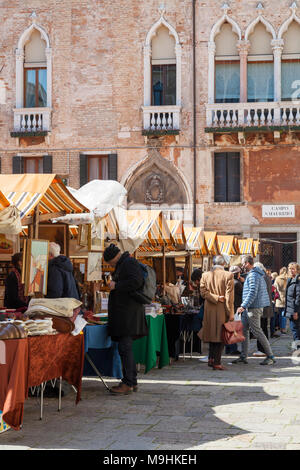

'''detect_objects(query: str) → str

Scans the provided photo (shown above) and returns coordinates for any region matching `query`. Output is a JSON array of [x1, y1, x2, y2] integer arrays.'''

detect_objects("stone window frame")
[[15, 23, 52, 109], [208, 5, 300, 104], [208, 8, 242, 104], [143, 13, 182, 107]]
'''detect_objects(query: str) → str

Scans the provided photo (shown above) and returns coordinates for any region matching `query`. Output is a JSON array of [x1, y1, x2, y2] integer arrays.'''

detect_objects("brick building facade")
[[0, 0, 300, 270]]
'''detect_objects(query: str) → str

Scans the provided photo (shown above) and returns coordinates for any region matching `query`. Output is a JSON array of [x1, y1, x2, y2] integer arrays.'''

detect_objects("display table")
[[164, 312, 202, 360], [83, 324, 122, 379], [132, 314, 169, 374], [0, 333, 84, 430]]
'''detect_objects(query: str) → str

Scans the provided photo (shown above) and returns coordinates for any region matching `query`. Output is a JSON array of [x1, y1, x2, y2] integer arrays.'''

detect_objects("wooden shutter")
[[43, 155, 53, 173], [227, 153, 240, 202], [80, 154, 88, 187], [108, 153, 118, 181], [12, 156, 24, 174], [214, 153, 227, 202]]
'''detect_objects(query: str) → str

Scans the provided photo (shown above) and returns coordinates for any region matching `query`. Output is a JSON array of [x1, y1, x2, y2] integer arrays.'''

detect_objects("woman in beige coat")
[[200, 255, 234, 370], [274, 267, 288, 333]]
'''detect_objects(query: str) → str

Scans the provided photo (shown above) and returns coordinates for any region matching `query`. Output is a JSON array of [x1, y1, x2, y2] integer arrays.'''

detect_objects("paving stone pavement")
[[1, 329, 300, 450]]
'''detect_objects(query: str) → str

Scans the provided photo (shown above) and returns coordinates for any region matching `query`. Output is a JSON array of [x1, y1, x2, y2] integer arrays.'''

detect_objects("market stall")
[[0, 333, 84, 430], [0, 174, 90, 431], [0, 191, 23, 306]]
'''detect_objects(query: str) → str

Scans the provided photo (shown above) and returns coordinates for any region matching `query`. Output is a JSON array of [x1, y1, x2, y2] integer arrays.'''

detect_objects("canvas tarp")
[[0, 205, 22, 235]]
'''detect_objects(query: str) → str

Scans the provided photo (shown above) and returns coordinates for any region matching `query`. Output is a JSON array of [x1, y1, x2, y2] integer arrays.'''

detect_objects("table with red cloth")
[[0, 333, 84, 431]]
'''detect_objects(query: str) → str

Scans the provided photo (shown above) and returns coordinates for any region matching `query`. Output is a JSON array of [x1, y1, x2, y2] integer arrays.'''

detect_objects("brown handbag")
[[0, 322, 27, 340], [222, 320, 245, 345]]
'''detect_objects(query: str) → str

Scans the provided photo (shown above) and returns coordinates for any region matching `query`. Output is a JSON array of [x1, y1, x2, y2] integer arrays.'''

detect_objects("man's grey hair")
[[254, 261, 266, 272], [213, 255, 226, 266], [49, 242, 61, 258], [241, 255, 254, 265]]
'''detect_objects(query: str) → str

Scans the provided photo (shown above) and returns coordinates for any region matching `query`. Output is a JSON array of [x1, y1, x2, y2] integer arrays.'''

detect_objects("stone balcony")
[[205, 101, 300, 130], [11, 107, 52, 136], [142, 105, 181, 135]]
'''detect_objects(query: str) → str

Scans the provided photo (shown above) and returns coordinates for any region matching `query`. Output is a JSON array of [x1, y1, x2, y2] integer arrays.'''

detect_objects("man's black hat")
[[103, 244, 120, 262]]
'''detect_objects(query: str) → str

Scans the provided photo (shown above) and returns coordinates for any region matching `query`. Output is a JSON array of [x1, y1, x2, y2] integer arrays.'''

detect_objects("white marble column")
[[237, 40, 250, 103], [15, 49, 24, 108], [45, 47, 52, 108], [175, 43, 182, 106], [272, 39, 284, 103], [143, 44, 152, 106], [208, 41, 216, 104]]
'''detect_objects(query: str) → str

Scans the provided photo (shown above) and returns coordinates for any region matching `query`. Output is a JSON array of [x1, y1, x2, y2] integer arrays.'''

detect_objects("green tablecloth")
[[132, 314, 170, 374]]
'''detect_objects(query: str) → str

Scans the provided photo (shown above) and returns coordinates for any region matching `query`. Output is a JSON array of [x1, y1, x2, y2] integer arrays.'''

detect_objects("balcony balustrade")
[[13, 107, 51, 133], [142, 105, 181, 132], [206, 101, 300, 128]]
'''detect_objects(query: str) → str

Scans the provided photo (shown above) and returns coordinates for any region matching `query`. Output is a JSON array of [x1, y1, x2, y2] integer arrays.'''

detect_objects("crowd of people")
[[194, 255, 300, 370], [3, 241, 300, 394]]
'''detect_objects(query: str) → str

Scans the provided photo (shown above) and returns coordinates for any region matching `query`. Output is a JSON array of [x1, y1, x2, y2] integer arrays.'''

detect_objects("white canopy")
[[52, 180, 127, 225]]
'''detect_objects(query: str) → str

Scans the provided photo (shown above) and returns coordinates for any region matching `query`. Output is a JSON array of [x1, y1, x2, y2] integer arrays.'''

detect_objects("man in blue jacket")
[[233, 255, 276, 366], [46, 242, 80, 299]]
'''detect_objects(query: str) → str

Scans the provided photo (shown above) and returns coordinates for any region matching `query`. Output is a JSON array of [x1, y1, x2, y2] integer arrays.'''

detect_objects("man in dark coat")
[[285, 262, 300, 349], [104, 244, 148, 395], [46, 242, 80, 300], [4, 252, 28, 309]]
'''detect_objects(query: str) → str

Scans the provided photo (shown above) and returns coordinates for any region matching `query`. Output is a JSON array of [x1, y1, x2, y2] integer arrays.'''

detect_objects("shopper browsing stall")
[[200, 255, 234, 370], [46, 242, 80, 300], [4, 252, 28, 309], [104, 244, 148, 395]]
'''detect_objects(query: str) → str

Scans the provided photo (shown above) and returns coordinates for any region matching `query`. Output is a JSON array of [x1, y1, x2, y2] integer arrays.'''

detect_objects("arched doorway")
[[122, 151, 192, 223]]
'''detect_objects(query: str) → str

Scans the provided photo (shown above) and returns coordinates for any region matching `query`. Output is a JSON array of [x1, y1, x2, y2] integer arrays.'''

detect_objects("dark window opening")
[[152, 64, 176, 105], [25, 68, 47, 107], [214, 152, 241, 203]]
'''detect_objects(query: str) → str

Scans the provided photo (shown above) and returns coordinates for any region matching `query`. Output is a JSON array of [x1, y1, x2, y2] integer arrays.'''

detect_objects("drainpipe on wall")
[[192, 0, 197, 227]]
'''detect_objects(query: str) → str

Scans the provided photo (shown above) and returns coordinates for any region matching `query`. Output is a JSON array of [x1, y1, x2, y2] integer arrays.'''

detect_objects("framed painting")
[[87, 252, 102, 282], [0, 233, 18, 260], [202, 256, 209, 272], [78, 224, 89, 247], [21, 238, 27, 284], [88, 222, 104, 252], [25, 239, 49, 296], [71, 257, 88, 283]]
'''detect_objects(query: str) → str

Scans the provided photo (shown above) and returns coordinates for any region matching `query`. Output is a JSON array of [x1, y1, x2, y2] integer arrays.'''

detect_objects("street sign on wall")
[[262, 205, 295, 218]]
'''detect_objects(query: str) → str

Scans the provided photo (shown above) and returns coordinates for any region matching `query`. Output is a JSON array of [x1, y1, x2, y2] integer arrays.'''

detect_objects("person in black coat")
[[4, 252, 28, 309], [285, 262, 300, 348], [46, 242, 80, 300], [104, 244, 148, 395]]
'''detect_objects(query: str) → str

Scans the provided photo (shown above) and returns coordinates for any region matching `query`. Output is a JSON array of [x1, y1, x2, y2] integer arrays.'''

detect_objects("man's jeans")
[[118, 336, 137, 388], [241, 309, 273, 359], [276, 308, 287, 330]]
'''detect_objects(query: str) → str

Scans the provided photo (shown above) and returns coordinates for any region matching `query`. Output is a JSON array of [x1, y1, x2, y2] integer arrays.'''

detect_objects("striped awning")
[[101, 209, 175, 254], [184, 227, 208, 255], [0, 174, 89, 219], [204, 231, 218, 255], [0, 191, 10, 211], [69, 225, 79, 237], [127, 210, 175, 252], [253, 239, 260, 257], [217, 235, 237, 256], [166, 220, 186, 249], [238, 238, 253, 255]]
